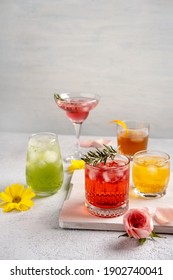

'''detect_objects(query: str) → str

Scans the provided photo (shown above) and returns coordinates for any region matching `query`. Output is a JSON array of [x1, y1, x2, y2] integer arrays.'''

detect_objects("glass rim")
[[54, 92, 100, 100], [29, 132, 57, 139], [85, 154, 130, 170], [118, 120, 149, 127], [133, 149, 170, 161]]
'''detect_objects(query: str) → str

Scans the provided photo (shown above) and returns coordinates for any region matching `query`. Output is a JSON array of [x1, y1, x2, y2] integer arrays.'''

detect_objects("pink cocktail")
[[54, 93, 100, 162], [56, 96, 98, 123]]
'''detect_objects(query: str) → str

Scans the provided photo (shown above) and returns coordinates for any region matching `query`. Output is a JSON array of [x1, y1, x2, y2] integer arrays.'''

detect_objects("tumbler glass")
[[132, 150, 170, 198], [117, 120, 149, 159], [26, 132, 64, 196], [85, 154, 130, 218]]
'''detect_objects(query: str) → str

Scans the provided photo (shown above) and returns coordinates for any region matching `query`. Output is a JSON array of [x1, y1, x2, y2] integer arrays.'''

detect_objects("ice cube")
[[39, 160, 46, 168], [103, 171, 111, 182], [137, 158, 145, 165], [29, 138, 38, 147], [156, 160, 165, 167], [103, 170, 123, 183], [116, 161, 126, 167], [88, 168, 97, 180], [44, 151, 58, 163], [29, 150, 39, 162], [29, 139, 43, 150], [148, 166, 157, 174], [130, 131, 144, 142], [131, 137, 144, 143], [116, 170, 124, 178]]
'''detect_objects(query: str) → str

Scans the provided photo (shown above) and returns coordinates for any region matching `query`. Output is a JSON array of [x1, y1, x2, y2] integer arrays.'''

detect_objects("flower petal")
[[68, 160, 85, 173], [0, 192, 13, 203], [20, 199, 34, 208], [21, 187, 36, 199], [3, 186, 12, 196], [0, 201, 6, 206], [80, 139, 111, 148], [153, 207, 173, 225], [2, 203, 16, 212], [17, 205, 29, 211], [16, 200, 34, 211], [10, 183, 24, 197], [132, 228, 151, 239]]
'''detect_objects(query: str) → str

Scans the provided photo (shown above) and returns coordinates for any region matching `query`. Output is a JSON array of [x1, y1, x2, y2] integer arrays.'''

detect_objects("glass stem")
[[73, 122, 82, 157]]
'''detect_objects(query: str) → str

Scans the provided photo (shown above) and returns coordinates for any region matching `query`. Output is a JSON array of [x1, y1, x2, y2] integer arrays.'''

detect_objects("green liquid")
[[26, 162, 63, 195], [26, 135, 64, 196]]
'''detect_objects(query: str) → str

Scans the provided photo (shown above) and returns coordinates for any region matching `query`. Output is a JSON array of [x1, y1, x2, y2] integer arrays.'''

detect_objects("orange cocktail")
[[117, 121, 149, 158], [132, 150, 170, 198]]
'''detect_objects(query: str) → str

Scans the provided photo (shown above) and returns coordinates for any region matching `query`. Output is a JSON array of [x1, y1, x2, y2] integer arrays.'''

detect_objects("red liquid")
[[85, 160, 130, 209], [55, 97, 99, 123]]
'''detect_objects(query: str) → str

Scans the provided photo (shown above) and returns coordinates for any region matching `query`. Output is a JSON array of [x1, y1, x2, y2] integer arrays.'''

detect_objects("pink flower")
[[153, 207, 173, 225], [123, 208, 154, 239]]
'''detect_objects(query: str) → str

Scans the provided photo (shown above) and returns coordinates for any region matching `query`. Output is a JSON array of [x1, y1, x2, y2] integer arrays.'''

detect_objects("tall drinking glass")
[[54, 93, 100, 162], [26, 132, 64, 196]]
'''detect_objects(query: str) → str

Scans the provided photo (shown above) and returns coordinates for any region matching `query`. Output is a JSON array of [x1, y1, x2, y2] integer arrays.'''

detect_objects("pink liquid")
[[55, 97, 99, 123]]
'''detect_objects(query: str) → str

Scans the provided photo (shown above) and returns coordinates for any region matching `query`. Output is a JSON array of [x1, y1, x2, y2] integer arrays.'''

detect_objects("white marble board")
[[59, 170, 173, 233]]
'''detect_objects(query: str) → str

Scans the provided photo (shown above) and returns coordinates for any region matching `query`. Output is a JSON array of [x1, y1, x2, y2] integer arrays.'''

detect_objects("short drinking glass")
[[117, 120, 149, 158], [132, 150, 170, 198], [26, 133, 64, 196], [85, 154, 130, 218]]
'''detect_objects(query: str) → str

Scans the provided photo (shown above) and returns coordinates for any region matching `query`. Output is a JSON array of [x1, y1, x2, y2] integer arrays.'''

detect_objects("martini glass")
[[54, 92, 100, 162]]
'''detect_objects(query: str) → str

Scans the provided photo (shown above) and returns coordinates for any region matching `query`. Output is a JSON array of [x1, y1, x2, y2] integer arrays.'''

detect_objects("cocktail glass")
[[26, 132, 64, 196], [117, 120, 149, 159], [132, 150, 170, 198], [54, 93, 100, 162], [85, 154, 130, 218]]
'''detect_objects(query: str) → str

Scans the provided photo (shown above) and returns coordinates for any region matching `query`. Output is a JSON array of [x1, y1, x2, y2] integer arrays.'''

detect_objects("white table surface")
[[0, 132, 173, 260]]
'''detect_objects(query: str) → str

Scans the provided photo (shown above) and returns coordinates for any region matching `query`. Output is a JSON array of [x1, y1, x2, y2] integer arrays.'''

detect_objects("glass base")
[[33, 190, 58, 197], [134, 188, 166, 199], [63, 150, 83, 163], [85, 200, 129, 218]]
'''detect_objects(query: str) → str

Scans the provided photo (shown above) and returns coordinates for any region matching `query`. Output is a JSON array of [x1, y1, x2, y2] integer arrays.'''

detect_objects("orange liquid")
[[117, 130, 148, 156], [132, 156, 170, 194]]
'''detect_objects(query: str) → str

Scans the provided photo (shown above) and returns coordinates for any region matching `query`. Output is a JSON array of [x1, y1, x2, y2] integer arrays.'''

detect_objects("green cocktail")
[[26, 133, 63, 196]]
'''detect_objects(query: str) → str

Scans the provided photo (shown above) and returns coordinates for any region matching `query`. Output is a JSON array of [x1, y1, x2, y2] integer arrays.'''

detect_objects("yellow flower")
[[0, 183, 36, 212], [68, 160, 85, 173]]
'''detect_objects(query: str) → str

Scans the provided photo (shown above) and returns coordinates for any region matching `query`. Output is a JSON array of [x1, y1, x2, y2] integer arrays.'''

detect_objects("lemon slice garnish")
[[110, 119, 128, 134]]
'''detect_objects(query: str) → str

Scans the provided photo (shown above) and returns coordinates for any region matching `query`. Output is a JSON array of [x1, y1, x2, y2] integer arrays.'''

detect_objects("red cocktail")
[[85, 154, 130, 218]]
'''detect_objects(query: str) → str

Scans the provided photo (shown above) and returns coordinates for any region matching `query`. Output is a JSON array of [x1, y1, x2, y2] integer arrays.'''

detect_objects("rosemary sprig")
[[81, 144, 118, 166], [54, 93, 64, 101]]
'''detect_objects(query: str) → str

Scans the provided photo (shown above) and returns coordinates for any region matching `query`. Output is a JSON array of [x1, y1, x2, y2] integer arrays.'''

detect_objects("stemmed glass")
[[54, 92, 100, 162]]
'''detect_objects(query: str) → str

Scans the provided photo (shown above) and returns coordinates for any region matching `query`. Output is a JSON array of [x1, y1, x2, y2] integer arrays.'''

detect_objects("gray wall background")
[[0, 0, 173, 138]]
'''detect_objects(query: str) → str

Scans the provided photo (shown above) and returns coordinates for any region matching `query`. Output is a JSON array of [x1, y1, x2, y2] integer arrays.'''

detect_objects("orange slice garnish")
[[110, 119, 128, 134]]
